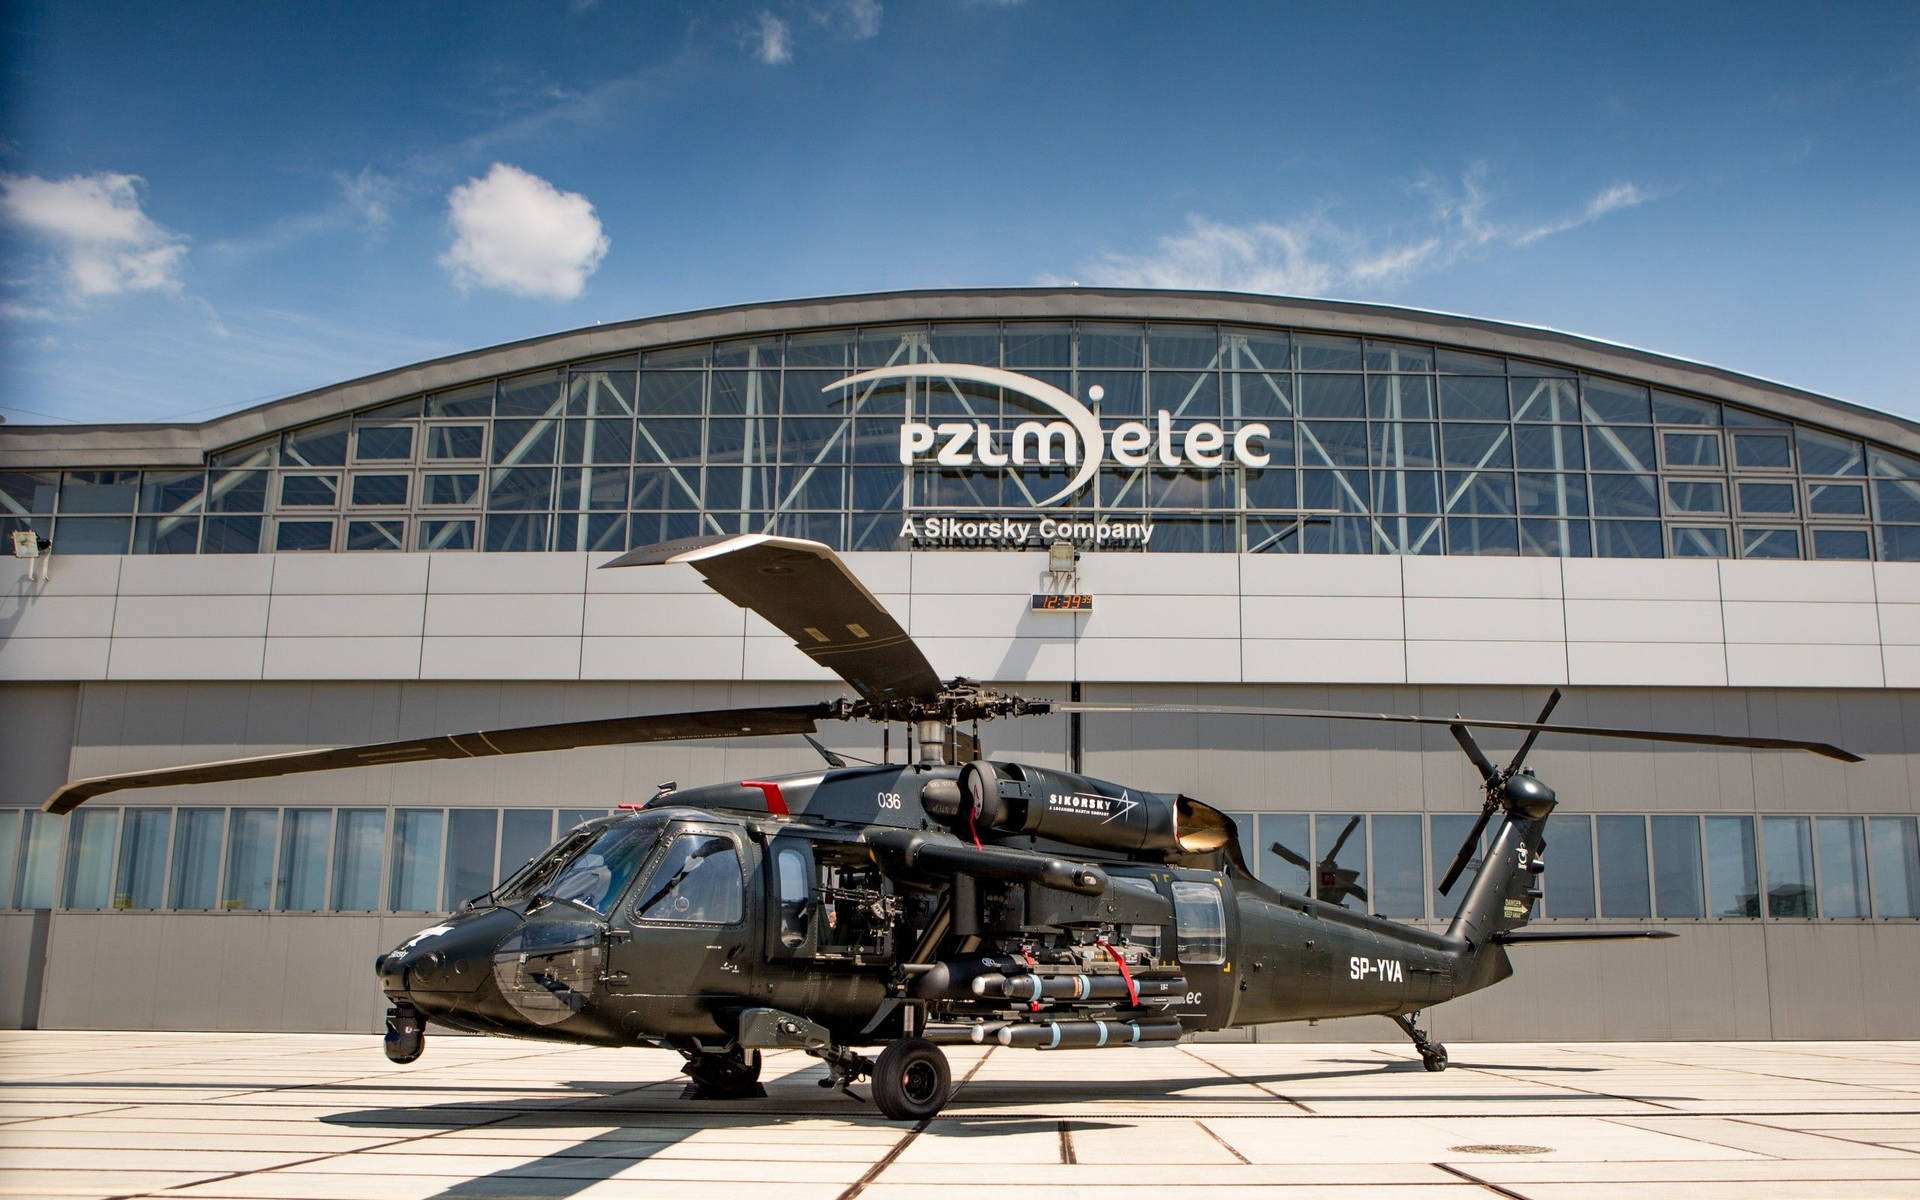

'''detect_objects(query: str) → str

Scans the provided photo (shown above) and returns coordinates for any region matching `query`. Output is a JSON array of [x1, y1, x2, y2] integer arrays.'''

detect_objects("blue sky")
[[1, 1, 1916, 426]]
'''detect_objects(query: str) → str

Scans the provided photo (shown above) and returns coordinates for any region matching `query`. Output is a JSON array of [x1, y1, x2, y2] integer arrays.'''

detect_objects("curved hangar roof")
[[4, 288, 1919, 562]]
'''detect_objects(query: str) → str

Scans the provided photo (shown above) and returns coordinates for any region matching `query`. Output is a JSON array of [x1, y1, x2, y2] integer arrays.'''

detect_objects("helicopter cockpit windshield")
[[497, 816, 667, 916]]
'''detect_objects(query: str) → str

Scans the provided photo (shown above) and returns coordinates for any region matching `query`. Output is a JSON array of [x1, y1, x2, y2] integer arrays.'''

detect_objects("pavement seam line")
[[1176, 1044, 1313, 1113], [1058, 1119, 1076, 1164], [1434, 1161, 1533, 1200], [1195, 1118, 1251, 1163], [837, 1048, 995, 1200]]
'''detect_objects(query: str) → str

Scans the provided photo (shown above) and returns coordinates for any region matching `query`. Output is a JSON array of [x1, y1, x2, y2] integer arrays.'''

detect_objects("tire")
[[1421, 1046, 1449, 1073], [684, 1047, 765, 1099], [871, 1037, 950, 1121]]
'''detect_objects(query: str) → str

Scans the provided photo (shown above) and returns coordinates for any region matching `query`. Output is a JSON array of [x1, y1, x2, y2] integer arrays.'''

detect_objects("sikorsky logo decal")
[[825, 363, 1271, 508], [1046, 790, 1141, 825]]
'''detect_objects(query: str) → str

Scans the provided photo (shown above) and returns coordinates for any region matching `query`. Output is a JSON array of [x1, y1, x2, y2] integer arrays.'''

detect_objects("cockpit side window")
[[631, 833, 744, 925], [1170, 880, 1226, 965]]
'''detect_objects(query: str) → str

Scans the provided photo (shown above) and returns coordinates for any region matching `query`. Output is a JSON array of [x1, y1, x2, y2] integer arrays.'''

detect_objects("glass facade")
[[5, 317, 1913, 559], [5, 805, 1918, 921]]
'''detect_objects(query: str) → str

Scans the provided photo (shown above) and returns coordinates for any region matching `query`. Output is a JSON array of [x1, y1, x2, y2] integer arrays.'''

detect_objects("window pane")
[[632, 834, 743, 924], [331, 810, 386, 911], [1588, 427, 1656, 473], [1667, 480, 1725, 514], [1662, 431, 1721, 468], [52, 516, 131, 554], [62, 809, 119, 909], [1170, 881, 1226, 964], [355, 426, 414, 462], [1651, 816, 1703, 918], [1594, 519, 1664, 557], [1741, 527, 1802, 559], [1596, 815, 1651, 918], [1738, 481, 1797, 515], [1807, 481, 1866, 516], [0, 810, 18, 909], [1593, 474, 1659, 517], [223, 808, 278, 911], [390, 809, 444, 912], [1431, 814, 1485, 919], [1299, 375, 1365, 418], [1762, 815, 1816, 917], [345, 520, 406, 551], [1815, 817, 1869, 919], [1256, 814, 1311, 894], [1732, 432, 1792, 469], [419, 519, 476, 550], [1371, 814, 1424, 918], [1705, 816, 1759, 917], [115, 809, 170, 910], [277, 809, 332, 911], [169, 809, 224, 909], [1797, 428, 1864, 476], [1545, 815, 1595, 917], [1368, 375, 1433, 420], [1514, 425, 1585, 470], [500, 810, 554, 881], [280, 474, 338, 507], [274, 520, 334, 552], [444, 809, 499, 909], [1868, 816, 1920, 918], [1438, 376, 1509, 420], [1314, 813, 1367, 908], [1813, 528, 1871, 560], [350, 474, 409, 507], [423, 473, 480, 505], [424, 425, 486, 459], [1295, 333, 1359, 370], [1672, 526, 1731, 558]]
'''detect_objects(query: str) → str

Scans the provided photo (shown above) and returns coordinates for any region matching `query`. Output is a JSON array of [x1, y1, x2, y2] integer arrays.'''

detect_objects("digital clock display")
[[1031, 593, 1094, 611]]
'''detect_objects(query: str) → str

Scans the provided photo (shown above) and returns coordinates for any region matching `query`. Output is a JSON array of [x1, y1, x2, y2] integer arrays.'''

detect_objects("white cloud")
[[751, 11, 792, 63], [816, 0, 881, 38], [1075, 169, 1656, 296], [337, 167, 397, 228], [0, 171, 188, 298], [439, 163, 609, 301]]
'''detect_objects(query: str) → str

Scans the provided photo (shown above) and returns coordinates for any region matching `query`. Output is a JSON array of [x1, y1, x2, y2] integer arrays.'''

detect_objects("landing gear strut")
[[677, 1042, 767, 1100], [1390, 1011, 1448, 1072]]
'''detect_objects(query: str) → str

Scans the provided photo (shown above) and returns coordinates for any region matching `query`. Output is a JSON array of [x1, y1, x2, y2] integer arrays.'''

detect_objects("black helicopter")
[[43, 534, 1861, 1120]]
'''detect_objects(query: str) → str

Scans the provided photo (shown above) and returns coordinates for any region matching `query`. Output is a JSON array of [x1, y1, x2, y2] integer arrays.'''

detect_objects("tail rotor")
[[1436, 689, 1563, 897]]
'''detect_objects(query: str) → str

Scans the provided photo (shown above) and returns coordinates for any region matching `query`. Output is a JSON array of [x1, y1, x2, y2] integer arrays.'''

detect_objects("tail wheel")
[[1421, 1045, 1449, 1072], [871, 1037, 950, 1121]]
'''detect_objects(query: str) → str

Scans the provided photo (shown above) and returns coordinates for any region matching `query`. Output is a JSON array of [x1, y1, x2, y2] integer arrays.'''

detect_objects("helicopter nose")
[[377, 909, 522, 996]]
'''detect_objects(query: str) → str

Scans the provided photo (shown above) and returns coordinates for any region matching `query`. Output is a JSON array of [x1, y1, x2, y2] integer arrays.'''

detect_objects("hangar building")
[[2, 289, 1916, 1041]]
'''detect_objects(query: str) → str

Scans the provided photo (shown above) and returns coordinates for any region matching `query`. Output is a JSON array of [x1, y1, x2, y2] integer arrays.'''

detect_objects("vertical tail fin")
[[1445, 775, 1555, 948]]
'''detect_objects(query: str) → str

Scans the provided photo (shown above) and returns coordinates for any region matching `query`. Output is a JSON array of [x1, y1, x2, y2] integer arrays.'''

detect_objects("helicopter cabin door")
[[606, 823, 755, 1036], [1168, 877, 1235, 1029]]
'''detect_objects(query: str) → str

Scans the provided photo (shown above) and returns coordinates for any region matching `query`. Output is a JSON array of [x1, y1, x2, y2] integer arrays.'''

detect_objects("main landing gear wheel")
[[871, 1037, 950, 1121], [680, 1045, 766, 1100]]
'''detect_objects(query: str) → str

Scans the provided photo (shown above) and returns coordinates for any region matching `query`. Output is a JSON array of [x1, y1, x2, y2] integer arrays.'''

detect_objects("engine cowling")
[[925, 761, 1234, 857]]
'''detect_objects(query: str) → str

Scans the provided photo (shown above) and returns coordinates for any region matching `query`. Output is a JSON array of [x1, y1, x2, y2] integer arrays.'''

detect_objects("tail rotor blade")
[[1450, 723, 1500, 786], [1437, 803, 1496, 897], [1506, 688, 1564, 776]]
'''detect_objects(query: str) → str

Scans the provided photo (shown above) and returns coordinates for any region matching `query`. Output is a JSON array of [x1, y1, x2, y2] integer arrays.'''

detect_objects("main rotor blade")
[[1056, 703, 1862, 763], [605, 535, 942, 707], [1505, 688, 1563, 776], [1325, 814, 1361, 861], [1436, 802, 1497, 897], [44, 703, 832, 814]]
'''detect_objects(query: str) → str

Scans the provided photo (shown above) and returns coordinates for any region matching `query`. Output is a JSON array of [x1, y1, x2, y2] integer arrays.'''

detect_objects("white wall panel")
[[263, 637, 421, 680], [582, 593, 747, 638], [118, 554, 273, 596], [1406, 640, 1568, 685], [1075, 637, 1240, 682], [908, 549, 1052, 594], [1874, 603, 1920, 646], [423, 592, 584, 638], [1079, 552, 1240, 595], [1404, 597, 1566, 642], [1240, 595, 1403, 641], [579, 636, 746, 681], [1567, 641, 1727, 686], [111, 594, 270, 639], [1242, 639, 1405, 683], [0, 594, 116, 639], [1721, 601, 1880, 645], [1404, 555, 1562, 599], [1720, 559, 1877, 603], [914, 636, 1077, 682], [425, 552, 589, 594], [0, 556, 120, 595], [1563, 558, 1720, 601], [1882, 645, 1920, 687], [909, 592, 1062, 639], [1240, 554, 1400, 597], [1726, 643, 1885, 688], [266, 594, 426, 639], [417, 636, 581, 679], [0, 637, 110, 680], [107, 637, 265, 680], [271, 552, 427, 595], [1564, 599, 1726, 643], [1873, 562, 1920, 604], [1078, 594, 1239, 639]]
